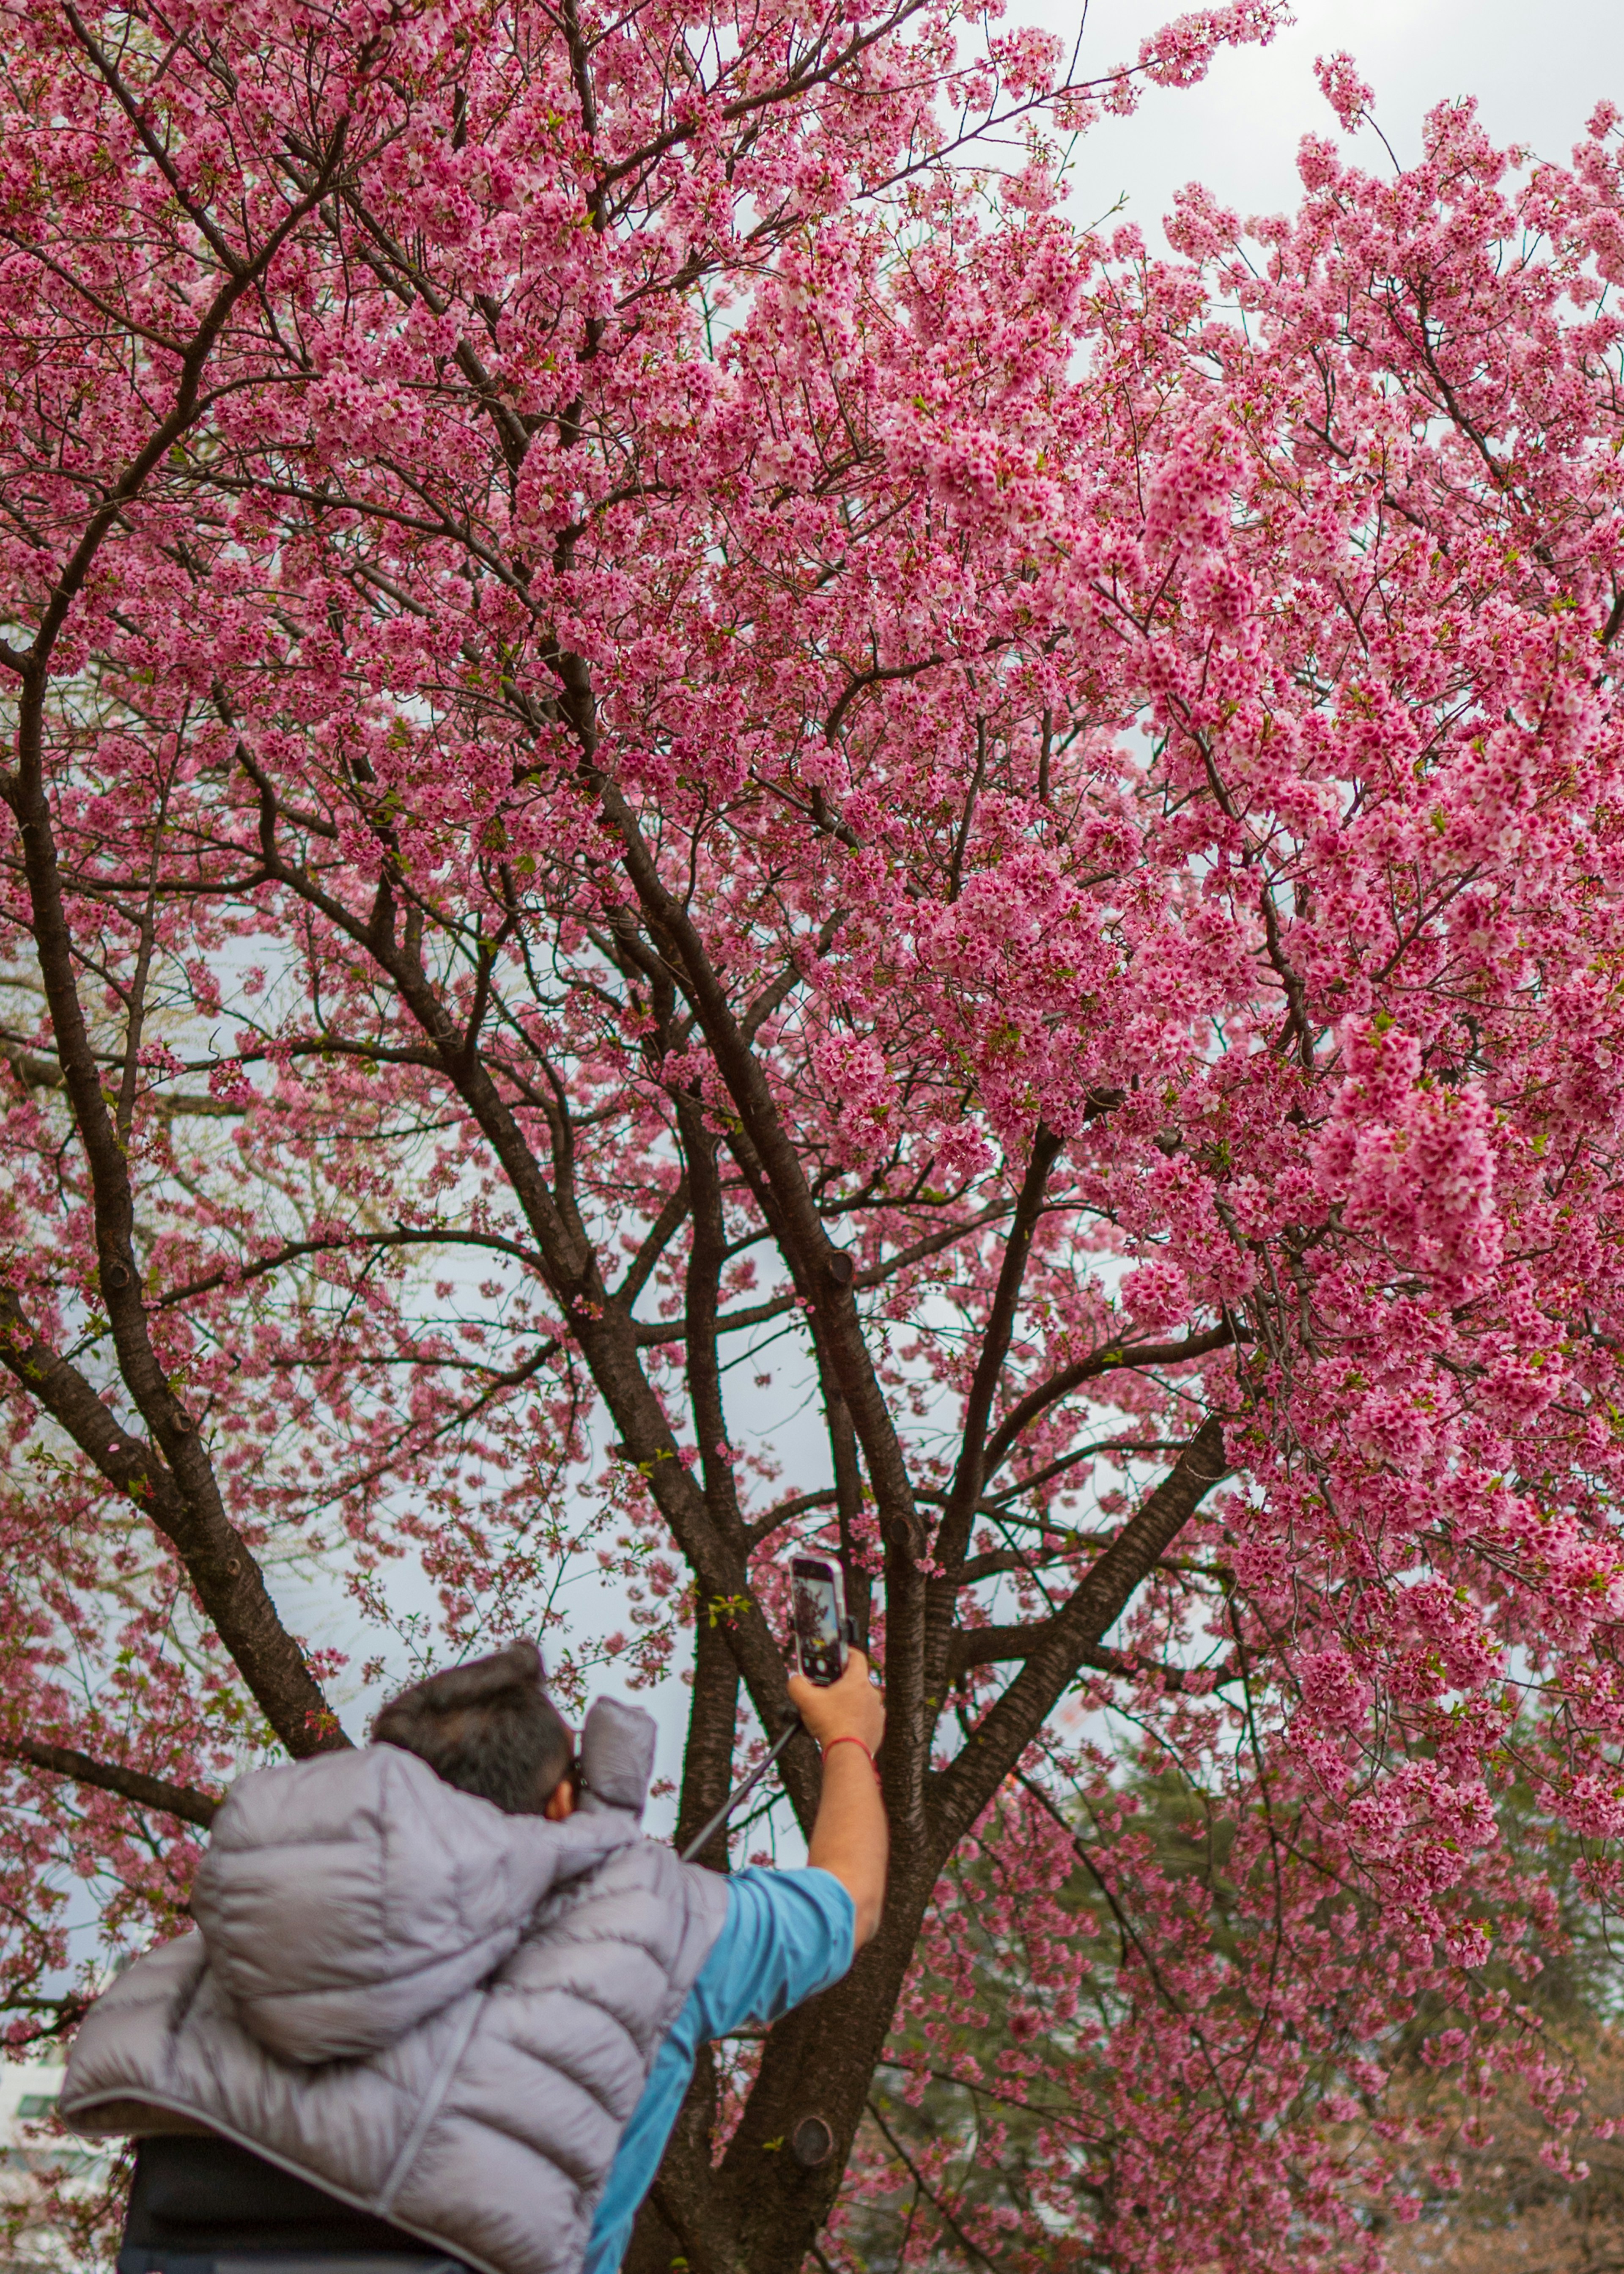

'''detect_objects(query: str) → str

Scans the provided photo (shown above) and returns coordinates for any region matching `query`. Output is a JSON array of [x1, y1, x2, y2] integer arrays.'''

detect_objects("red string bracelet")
[[821, 1735, 881, 1782]]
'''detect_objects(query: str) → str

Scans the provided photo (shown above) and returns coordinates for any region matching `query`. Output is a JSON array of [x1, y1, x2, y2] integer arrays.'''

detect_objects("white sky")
[[1029, 0, 1624, 242]]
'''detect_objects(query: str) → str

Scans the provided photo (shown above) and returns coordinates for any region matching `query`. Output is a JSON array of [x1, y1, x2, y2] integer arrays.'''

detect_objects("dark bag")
[[118, 2135, 472, 2274]]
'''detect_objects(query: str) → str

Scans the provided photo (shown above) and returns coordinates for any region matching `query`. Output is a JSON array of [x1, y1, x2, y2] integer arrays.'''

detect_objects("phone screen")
[[792, 1560, 846, 1686]]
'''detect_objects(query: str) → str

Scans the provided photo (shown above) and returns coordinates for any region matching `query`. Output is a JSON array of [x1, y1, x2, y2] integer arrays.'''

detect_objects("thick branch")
[[3, 1044, 245, 1119], [672, 1615, 743, 1873], [981, 1320, 1236, 1482], [631, 1200, 1015, 1345], [948, 1623, 1240, 1689], [933, 1127, 1062, 1575], [3, 1740, 219, 1829], [1260, 885, 1314, 1072], [0, 1287, 342, 1755], [931, 1417, 1231, 1847], [614, 1175, 691, 1308], [156, 1222, 550, 1312], [680, 1101, 744, 1537], [739, 912, 846, 1044]]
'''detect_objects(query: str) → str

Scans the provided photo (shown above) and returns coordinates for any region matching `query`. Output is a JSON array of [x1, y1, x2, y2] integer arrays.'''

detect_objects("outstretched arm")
[[789, 1650, 888, 1948]]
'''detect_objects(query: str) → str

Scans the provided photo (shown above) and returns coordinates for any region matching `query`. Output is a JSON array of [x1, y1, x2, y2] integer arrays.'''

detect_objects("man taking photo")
[[59, 1636, 887, 2274]]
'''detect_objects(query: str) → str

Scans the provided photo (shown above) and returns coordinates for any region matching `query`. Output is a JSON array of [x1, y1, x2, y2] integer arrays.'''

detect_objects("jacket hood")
[[191, 1697, 656, 2066]]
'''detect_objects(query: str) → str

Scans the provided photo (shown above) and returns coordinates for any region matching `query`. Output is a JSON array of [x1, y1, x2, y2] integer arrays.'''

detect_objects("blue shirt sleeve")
[[581, 1868, 855, 2274], [687, 1865, 856, 2037]]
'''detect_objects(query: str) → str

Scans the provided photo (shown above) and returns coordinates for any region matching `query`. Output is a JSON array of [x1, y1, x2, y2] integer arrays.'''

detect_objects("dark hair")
[[371, 1640, 573, 1815]]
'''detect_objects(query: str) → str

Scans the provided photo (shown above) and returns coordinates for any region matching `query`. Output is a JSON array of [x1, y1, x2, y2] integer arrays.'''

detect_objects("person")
[[59, 1637, 887, 2274]]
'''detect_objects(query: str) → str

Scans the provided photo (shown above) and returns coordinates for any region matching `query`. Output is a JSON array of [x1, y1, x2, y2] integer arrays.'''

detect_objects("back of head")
[[372, 1639, 571, 1816]]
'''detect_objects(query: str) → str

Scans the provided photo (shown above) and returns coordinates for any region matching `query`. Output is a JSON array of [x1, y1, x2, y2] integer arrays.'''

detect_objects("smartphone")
[[790, 1555, 854, 1686]]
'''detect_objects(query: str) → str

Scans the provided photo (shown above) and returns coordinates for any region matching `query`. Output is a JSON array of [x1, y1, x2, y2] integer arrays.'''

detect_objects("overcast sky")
[[1027, 0, 1624, 243]]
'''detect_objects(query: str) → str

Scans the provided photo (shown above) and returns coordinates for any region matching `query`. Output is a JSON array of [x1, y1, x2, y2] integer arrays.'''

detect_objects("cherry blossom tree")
[[4, 0, 1624, 2264]]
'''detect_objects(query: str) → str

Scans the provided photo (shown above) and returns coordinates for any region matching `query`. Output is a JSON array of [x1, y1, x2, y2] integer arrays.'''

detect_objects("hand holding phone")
[[789, 1646, 885, 1763], [790, 1554, 856, 1686]]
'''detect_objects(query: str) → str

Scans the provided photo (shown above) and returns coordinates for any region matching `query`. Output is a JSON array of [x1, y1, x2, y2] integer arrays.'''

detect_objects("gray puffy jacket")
[[60, 1701, 729, 2274]]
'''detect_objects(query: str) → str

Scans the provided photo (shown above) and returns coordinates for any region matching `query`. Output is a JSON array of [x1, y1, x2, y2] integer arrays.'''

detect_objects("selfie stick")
[[679, 1711, 802, 1863]]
